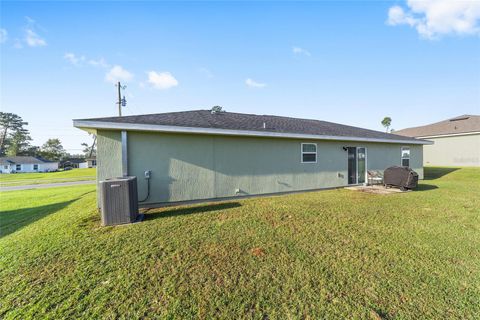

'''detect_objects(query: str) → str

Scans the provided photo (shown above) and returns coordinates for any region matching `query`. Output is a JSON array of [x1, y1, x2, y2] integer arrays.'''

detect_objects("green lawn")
[[0, 168, 96, 186], [0, 167, 479, 319]]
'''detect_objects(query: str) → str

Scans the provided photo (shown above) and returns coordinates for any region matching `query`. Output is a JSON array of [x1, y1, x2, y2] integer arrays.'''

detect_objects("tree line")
[[0, 112, 95, 161]]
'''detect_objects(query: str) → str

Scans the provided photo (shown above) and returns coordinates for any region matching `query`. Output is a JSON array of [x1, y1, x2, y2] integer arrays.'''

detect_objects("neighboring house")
[[73, 110, 430, 206], [87, 157, 97, 168], [396, 115, 480, 167], [79, 156, 97, 169], [0, 156, 59, 174], [61, 158, 85, 169]]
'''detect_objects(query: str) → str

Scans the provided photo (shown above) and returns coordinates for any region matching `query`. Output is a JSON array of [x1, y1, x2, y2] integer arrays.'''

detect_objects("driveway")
[[0, 180, 95, 192]]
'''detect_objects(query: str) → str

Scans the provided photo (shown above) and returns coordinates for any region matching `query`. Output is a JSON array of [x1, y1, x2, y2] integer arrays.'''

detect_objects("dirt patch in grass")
[[251, 247, 265, 257], [346, 185, 407, 195]]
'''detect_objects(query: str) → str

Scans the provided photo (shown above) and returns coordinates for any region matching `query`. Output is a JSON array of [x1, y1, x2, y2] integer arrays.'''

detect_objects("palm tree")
[[381, 117, 392, 133]]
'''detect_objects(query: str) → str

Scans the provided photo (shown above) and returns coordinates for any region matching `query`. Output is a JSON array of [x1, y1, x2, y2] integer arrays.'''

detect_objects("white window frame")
[[401, 146, 410, 167], [33, 164, 39, 170], [301, 143, 317, 163], [16, 164, 21, 171]]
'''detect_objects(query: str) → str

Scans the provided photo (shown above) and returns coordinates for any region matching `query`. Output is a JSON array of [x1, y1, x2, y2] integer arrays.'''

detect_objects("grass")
[[0, 167, 479, 319], [0, 168, 96, 186]]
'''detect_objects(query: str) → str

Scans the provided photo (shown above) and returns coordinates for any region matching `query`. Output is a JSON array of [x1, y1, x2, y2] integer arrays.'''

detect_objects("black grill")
[[384, 166, 419, 190]]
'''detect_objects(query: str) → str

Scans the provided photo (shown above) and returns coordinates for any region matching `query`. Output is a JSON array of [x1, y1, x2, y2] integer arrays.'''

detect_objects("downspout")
[[121, 130, 128, 177]]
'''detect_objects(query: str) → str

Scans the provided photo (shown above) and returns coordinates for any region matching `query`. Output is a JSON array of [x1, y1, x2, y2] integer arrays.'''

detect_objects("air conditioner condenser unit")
[[99, 176, 139, 226]]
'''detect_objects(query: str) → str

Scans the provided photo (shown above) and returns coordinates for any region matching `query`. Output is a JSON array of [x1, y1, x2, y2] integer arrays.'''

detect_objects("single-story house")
[[396, 115, 480, 167], [87, 157, 97, 168], [61, 158, 85, 169], [73, 110, 431, 206], [79, 156, 97, 169], [0, 156, 59, 174]]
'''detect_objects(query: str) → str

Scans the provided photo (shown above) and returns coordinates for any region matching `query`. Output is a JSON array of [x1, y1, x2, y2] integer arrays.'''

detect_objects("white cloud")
[[387, 0, 480, 39], [0, 29, 7, 43], [13, 17, 47, 48], [292, 46, 311, 56], [25, 29, 46, 47], [245, 78, 266, 88], [64, 52, 86, 65], [64, 52, 110, 68], [25, 16, 36, 25], [146, 71, 179, 90], [88, 58, 109, 68], [105, 65, 133, 83]]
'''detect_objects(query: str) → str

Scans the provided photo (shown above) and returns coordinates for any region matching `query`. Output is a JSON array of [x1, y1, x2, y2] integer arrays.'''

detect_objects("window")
[[16, 164, 21, 171], [3, 165, 7, 169], [301, 143, 317, 163], [91, 160, 97, 166], [33, 164, 38, 170], [401, 147, 410, 167]]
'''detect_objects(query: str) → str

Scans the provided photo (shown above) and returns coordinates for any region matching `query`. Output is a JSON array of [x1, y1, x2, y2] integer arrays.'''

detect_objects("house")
[[0, 156, 59, 174], [73, 110, 431, 206], [86, 157, 97, 168], [61, 158, 85, 169], [79, 156, 97, 169], [396, 115, 480, 167]]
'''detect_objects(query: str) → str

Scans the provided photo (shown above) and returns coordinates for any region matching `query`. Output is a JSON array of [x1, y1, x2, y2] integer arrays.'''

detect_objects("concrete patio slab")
[[345, 185, 409, 194]]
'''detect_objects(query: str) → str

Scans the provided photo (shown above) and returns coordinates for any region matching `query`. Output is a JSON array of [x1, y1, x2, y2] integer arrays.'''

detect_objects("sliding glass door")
[[357, 147, 366, 184], [347, 147, 367, 185], [347, 147, 357, 184]]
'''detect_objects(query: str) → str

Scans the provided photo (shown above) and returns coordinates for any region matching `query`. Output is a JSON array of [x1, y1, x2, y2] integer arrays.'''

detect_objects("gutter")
[[73, 120, 433, 145], [415, 131, 480, 139]]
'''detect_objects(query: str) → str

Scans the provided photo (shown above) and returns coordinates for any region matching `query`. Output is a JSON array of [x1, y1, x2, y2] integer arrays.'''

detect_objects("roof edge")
[[73, 120, 433, 145], [415, 131, 480, 139]]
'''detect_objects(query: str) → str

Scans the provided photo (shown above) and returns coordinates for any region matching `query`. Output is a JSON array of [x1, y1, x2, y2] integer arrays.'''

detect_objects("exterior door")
[[357, 147, 366, 184], [347, 147, 367, 185], [347, 147, 357, 184]]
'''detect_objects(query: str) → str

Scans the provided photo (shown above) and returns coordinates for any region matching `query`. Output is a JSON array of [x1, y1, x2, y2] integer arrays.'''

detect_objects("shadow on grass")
[[0, 191, 94, 239], [415, 184, 439, 192], [424, 167, 459, 180], [144, 202, 242, 221]]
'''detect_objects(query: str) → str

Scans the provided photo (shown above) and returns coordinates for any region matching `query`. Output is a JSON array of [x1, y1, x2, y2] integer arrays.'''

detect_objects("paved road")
[[0, 180, 95, 192]]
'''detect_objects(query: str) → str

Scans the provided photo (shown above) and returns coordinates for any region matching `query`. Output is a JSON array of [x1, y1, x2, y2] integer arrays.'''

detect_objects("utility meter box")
[[99, 176, 139, 226]]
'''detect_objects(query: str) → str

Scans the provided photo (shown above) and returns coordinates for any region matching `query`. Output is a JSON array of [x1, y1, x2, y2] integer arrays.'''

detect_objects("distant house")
[[74, 110, 430, 206], [0, 156, 59, 174], [61, 158, 85, 169], [396, 115, 480, 167], [79, 156, 97, 169]]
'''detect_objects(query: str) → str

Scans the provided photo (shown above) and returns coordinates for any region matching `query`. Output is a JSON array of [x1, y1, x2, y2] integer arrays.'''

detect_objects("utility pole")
[[116, 82, 127, 116], [117, 81, 122, 116]]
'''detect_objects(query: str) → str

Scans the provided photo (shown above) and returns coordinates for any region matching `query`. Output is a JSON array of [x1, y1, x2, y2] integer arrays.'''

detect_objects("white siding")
[[39, 163, 59, 172], [0, 162, 59, 173]]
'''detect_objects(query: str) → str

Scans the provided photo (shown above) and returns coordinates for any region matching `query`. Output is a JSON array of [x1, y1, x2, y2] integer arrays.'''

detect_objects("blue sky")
[[1, 1, 479, 153]]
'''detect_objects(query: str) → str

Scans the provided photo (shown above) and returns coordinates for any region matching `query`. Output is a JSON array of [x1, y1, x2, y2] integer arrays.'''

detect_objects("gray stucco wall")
[[96, 130, 122, 206], [96, 130, 423, 205], [97, 130, 123, 180], [423, 134, 480, 167]]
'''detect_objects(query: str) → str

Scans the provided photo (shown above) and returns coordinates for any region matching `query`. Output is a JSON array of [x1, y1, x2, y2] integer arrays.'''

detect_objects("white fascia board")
[[416, 131, 480, 139], [73, 120, 433, 145]]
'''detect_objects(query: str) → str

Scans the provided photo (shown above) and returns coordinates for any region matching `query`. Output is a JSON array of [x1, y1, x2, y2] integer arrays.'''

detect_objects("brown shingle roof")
[[395, 115, 480, 138]]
